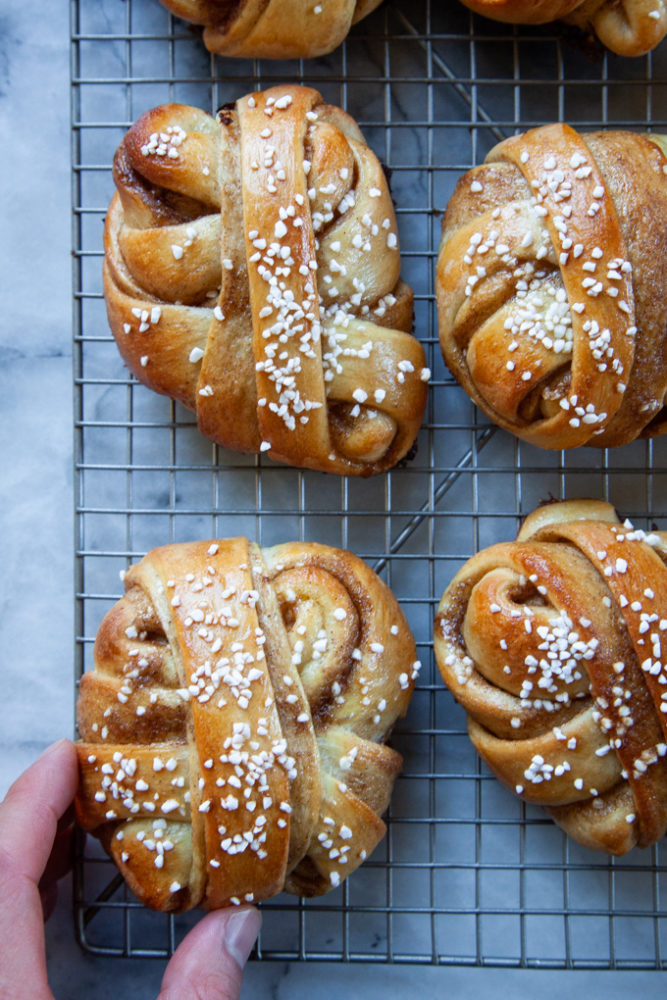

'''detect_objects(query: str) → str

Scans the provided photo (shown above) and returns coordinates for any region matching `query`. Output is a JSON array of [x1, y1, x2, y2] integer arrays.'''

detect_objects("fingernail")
[[223, 907, 262, 969]]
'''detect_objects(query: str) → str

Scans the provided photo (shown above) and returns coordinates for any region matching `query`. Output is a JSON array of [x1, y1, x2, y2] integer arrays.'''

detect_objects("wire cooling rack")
[[71, 0, 667, 968]]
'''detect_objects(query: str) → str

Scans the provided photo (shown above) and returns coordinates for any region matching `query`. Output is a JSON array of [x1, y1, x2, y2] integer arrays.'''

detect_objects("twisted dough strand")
[[76, 539, 420, 910], [435, 499, 667, 855], [105, 87, 428, 475]]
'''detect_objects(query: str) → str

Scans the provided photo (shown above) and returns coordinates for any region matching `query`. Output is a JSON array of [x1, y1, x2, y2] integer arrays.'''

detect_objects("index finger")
[[0, 739, 79, 884]]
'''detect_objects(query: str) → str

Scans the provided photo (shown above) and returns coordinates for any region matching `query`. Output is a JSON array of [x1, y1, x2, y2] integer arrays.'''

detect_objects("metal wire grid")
[[71, 0, 667, 968]]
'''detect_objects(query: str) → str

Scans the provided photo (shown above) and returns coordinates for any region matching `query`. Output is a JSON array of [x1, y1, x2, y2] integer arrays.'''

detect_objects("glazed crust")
[[105, 86, 428, 476], [459, 0, 667, 57], [159, 0, 384, 59], [436, 125, 667, 449], [434, 499, 667, 855], [76, 538, 420, 911]]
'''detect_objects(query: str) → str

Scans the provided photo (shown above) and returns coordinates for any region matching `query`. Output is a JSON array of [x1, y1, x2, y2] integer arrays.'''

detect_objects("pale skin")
[[0, 740, 261, 1000]]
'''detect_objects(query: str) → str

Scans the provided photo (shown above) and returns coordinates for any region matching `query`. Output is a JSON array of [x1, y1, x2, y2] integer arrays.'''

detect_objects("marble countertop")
[[2, 0, 667, 996]]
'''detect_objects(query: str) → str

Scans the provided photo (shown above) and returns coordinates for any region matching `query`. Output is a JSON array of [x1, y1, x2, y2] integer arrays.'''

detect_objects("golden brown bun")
[[436, 124, 667, 450], [160, 0, 383, 59], [76, 538, 420, 911], [435, 499, 667, 855], [105, 86, 428, 476], [459, 0, 667, 57]]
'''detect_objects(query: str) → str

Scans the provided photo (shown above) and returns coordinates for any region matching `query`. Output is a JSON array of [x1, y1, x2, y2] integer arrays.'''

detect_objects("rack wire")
[[71, 0, 667, 968]]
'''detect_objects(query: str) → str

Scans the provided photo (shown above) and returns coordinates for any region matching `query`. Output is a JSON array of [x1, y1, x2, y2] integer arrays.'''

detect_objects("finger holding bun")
[[434, 499, 667, 855]]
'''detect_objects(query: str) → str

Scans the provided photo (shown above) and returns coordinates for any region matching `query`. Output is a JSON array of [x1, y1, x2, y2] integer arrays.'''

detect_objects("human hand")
[[0, 739, 262, 1000]]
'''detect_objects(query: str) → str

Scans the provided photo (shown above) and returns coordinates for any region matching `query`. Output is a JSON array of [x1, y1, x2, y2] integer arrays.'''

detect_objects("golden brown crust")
[[459, 0, 667, 56], [436, 125, 667, 449], [105, 87, 428, 476], [434, 498, 667, 856], [158, 0, 384, 59], [76, 538, 419, 910]]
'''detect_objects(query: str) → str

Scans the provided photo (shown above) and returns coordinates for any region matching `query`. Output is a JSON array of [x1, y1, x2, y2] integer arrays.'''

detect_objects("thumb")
[[158, 906, 261, 1000]]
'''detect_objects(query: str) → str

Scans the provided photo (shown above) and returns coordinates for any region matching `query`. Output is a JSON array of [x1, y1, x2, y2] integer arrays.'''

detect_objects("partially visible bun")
[[459, 0, 667, 57], [160, 0, 384, 59]]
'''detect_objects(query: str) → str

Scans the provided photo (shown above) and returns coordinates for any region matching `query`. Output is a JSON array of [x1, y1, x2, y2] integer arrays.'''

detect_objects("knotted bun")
[[105, 86, 428, 475], [435, 499, 667, 855], [437, 124, 667, 449], [76, 538, 420, 910]]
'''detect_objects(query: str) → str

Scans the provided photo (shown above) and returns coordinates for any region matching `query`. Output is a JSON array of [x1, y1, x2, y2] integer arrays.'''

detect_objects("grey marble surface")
[[2, 0, 667, 996]]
